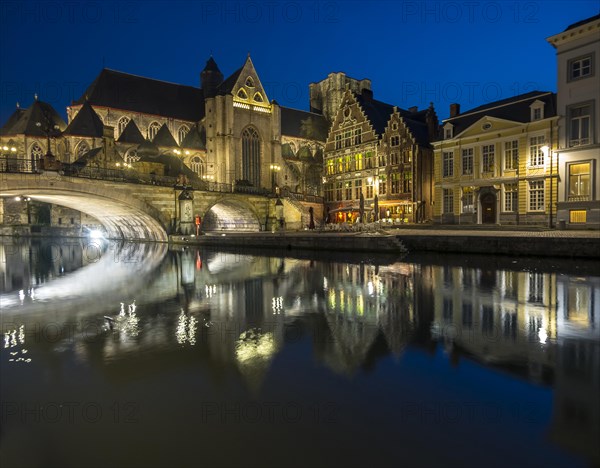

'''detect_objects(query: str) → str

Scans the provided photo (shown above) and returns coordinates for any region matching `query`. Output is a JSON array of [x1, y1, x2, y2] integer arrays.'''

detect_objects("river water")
[[1, 238, 598, 467]]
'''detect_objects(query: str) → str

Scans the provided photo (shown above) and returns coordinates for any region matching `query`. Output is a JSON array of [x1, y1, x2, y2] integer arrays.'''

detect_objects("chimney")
[[408, 106, 418, 113], [450, 103, 460, 117]]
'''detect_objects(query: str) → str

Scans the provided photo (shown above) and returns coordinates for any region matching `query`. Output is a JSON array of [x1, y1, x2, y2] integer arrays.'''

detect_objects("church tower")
[[200, 56, 224, 98]]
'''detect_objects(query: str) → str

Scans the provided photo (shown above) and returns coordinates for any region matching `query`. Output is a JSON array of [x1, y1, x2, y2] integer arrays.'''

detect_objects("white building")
[[547, 14, 600, 229]]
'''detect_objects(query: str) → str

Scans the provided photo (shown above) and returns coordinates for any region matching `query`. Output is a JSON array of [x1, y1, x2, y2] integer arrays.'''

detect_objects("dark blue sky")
[[1, 1, 598, 124]]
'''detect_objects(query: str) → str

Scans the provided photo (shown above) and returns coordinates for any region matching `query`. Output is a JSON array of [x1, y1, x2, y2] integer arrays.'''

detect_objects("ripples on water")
[[1, 238, 598, 467]]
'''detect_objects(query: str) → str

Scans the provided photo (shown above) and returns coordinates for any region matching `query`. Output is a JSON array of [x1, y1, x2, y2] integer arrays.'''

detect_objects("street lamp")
[[270, 163, 281, 193], [541, 145, 553, 228]]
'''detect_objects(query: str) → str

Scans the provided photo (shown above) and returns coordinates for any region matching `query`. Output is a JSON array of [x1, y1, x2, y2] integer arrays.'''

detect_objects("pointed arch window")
[[253, 92, 263, 103], [242, 127, 261, 187], [76, 141, 90, 158], [191, 156, 204, 177], [178, 125, 190, 145], [125, 149, 140, 164], [117, 116, 130, 136], [148, 122, 161, 140], [237, 88, 248, 100], [245, 77, 254, 87], [30, 142, 43, 171]]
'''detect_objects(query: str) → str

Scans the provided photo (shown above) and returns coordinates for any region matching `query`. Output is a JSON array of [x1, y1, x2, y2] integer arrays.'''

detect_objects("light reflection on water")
[[0, 238, 598, 467]]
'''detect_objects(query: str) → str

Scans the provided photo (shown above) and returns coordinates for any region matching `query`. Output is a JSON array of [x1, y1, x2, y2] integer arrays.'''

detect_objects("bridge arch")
[[1, 175, 169, 241], [202, 198, 262, 232]]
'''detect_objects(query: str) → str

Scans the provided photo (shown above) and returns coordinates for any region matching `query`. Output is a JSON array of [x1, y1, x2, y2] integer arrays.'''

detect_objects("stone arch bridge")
[[0, 173, 307, 241]]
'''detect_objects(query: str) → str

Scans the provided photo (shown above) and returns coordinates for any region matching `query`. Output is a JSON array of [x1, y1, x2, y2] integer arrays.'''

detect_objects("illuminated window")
[[504, 140, 518, 170], [443, 151, 454, 177], [354, 153, 363, 171], [30, 142, 43, 170], [462, 187, 474, 213], [237, 88, 248, 99], [117, 116, 130, 137], [462, 148, 473, 175], [569, 210, 587, 223], [443, 188, 453, 213], [569, 55, 593, 81], [148, 122, 161, 140], [528, 180, 544, 211], [178, 125, 190, 145], [529, 135, 545, 167], [568, 162, 591, 201], [242, 127, 261, 187], [482, 144, 494, 172], [191, 156, 203, 177], [365, 151, 373, 169], [503, 183, 517, 212]]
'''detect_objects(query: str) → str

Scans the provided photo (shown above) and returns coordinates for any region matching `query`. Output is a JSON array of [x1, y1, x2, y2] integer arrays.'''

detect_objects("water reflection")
[[1, 240, 598, 466]]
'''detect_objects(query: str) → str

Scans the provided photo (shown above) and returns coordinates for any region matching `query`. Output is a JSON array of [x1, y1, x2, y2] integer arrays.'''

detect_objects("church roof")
[[75, 69, 205, 122], [152, 123, 178, 147], [443, 91, 556, 136], [203, 56, 221, 73], [280, 107, 329, 141], [117, 119, 145, 144], [0, 107, 26, 136], [64, 101, 104, 137], [0, 99, 66, 137], [217, 66, 244, 95], [180, 125, 206, 150], [137, 139, 160, 159]]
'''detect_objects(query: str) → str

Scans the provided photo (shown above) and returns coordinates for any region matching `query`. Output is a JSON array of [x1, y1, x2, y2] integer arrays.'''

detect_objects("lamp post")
[[270, 163, 281, 193]]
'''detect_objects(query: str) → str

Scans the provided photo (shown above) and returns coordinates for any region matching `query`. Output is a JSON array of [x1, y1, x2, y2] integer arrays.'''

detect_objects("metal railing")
[[1, 156, 274, 196]]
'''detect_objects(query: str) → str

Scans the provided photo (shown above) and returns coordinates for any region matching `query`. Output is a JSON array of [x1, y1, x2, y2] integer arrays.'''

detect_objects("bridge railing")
[[280, 188, 324, 204], [1, 156, 279, 197]]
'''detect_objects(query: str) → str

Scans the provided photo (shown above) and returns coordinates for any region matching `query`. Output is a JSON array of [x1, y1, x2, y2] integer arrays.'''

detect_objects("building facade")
[[322, 85, 437, 224], [547, 14, 600, 229], [433, 92, 559, 225]]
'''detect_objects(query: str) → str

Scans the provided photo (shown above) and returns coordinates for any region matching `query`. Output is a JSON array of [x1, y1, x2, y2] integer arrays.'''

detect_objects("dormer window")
[[245, 77, 254, 87], [237, 88, 248, 99], [530, 100, 545, 121], [444, 123, 454, 139]]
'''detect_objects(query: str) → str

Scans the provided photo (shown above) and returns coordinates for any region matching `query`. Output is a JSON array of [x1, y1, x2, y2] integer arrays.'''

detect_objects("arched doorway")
[[480, 192, 496, 224]]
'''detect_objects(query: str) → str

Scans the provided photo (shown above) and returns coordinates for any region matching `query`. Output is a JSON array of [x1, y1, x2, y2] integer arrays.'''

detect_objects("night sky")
[[0, 0, 598, 125]]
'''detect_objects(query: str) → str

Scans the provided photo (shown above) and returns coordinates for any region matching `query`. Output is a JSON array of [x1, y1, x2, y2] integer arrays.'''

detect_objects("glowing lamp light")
[[2, 146, 8, 151], [88, 229, 104, 239], [540, 145, 549, 157]]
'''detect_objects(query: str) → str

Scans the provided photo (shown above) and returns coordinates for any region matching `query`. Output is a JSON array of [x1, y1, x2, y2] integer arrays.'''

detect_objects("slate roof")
[[280, 106, 329, 141], [152, 123, 178, 147], [137, 139, 160, 159], [180, 125, 206, 150], [0, 108, 26, 136], [117, 119, 145, 144], [75, 69, 205, 122], [203, 57, 221, 73], [217, 66, 244, 95], [564, 13, 600, 31], [442, 91, 557, 137], [353, 93, 434, 146], [0, 100, 66, 137], [64, 101, 104, 137]]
